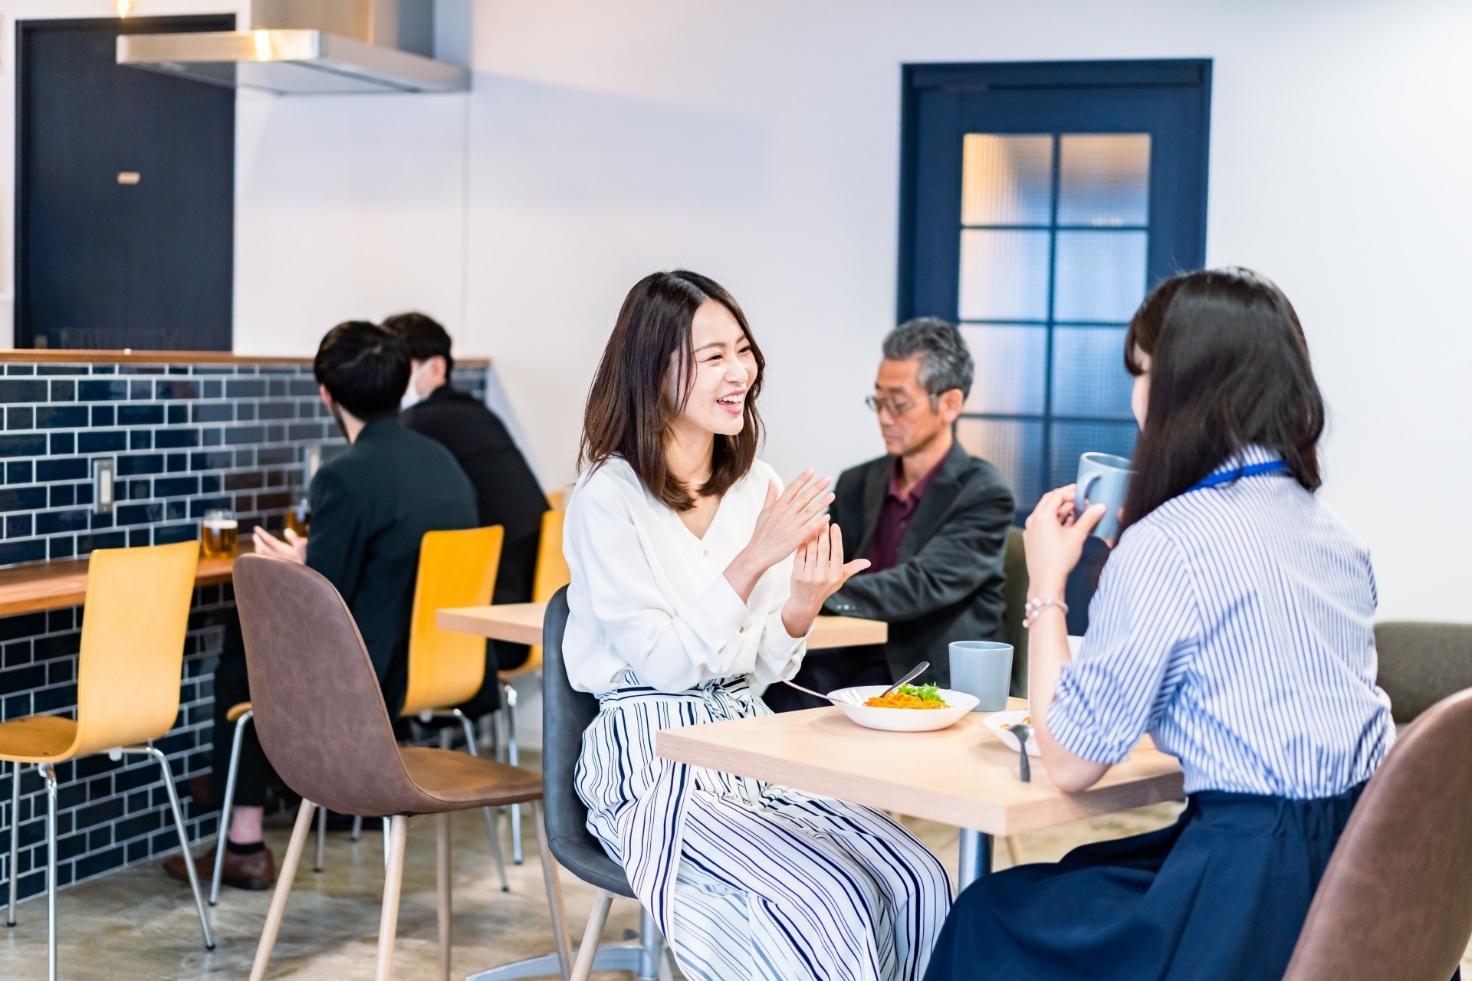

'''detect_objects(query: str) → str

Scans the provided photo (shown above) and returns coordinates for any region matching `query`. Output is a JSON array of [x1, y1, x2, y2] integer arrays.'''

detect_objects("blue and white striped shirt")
[[1048, 445, 1395, 798]]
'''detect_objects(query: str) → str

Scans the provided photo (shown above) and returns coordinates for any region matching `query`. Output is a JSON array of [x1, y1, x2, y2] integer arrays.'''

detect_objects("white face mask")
[[400, 362, 429, 410]]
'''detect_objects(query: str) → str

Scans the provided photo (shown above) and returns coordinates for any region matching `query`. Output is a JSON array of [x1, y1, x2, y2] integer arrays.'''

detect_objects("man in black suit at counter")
[[766, 318, 1014, 711], [166, 321, 477, 890], [384, 311, 548, 684]]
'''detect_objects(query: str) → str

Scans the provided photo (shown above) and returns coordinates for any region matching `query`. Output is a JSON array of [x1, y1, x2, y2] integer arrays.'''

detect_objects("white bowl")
[[829, 686, 979, 733], [983, 709, 1040, 756]]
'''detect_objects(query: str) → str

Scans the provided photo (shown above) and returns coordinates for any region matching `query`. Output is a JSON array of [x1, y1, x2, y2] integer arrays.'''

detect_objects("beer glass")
[[201, 508, 238, 558]]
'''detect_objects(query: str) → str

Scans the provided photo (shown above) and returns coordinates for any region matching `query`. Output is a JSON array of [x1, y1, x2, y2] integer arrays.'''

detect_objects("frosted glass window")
[[1049, 421, 1138, 486], [960, 324, 1046, 415], [1051, 326, 1134, 418], [957, 418, 1044, 507], [1054, 230, 1148, 322], [958, 230, 1050, 321], [961, 134, 1053, 226], [1058, 134, 1151, 227]]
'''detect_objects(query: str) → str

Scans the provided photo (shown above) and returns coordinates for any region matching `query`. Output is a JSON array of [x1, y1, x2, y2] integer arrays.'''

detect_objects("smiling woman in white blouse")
[[563, 270, 952, 981]]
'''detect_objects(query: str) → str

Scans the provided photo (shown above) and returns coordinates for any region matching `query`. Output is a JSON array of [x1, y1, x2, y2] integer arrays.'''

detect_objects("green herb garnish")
[[897, 683, 943, 702]]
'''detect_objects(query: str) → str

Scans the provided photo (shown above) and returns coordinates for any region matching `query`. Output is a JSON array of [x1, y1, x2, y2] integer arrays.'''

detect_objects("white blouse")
[[562, 456, 807, 695]]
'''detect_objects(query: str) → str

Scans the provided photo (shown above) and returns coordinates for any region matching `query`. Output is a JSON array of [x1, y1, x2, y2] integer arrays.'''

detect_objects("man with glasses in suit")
[[766, 317, 1014, 711]]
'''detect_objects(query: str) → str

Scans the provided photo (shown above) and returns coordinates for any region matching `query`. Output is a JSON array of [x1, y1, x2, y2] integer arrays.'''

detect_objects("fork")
[[1010, 723, 1033, 782]]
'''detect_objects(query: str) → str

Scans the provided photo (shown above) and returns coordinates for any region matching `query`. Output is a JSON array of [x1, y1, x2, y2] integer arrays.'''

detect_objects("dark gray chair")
[[1374, 621, 1472, 724], [1002, 526, 1029, 697], [467, 586, 675, 981]]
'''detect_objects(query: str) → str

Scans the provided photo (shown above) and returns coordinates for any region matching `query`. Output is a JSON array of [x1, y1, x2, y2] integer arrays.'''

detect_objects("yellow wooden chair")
[[492, 505, 571, 865], [400, 526, 510, 889], [0, 541, 212, 980]]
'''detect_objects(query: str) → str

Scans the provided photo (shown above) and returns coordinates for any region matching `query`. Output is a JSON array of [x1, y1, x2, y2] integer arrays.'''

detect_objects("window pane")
[[957, 417, 1044, 508], [1051, 326, 1134, 418], [1049, 420, 1138, 488], [1053, 230, 1147, 322], [958, 229, 1050, 321], [960, 324, 1046, 415], [1058, 134, 1151, 227], [961, 134, 1053, 226]]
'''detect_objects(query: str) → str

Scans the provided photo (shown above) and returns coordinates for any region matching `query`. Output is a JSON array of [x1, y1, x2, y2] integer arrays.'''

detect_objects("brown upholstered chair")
[[231, 554, 572, 981], [1283, 687, 1472, 981]]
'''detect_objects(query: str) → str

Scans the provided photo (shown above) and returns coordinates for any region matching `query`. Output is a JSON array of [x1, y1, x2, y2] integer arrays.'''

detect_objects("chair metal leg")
[[658, 943, 677, 981], [376, 815, 408, 981], [211, 709, 252, 905], [570, 889, 613, 981], [43, 764, 57, 981], [503, 684, 523, 865], [350, 815, 363, 841], [8, 761, 20, 927], [454, 708, 509, 892], [436, 812, 452, 981], [250, 799, 316, 981], [532, 801, 572, 977], [314, 805, 327, 873], [144, 746, 215, 951]]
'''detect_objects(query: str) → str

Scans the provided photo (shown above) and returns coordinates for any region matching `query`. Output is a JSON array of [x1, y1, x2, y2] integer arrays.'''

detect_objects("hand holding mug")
[[1023, 484, 1104, 597]]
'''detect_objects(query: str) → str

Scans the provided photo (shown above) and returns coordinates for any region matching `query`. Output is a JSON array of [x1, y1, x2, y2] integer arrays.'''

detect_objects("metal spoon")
[[1009, 723, 1033, 782], [875, 660, 931, 700], [779, 678, 862, 706]]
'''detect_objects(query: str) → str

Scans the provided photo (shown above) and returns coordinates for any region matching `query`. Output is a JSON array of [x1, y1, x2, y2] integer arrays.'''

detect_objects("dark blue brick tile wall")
[[0, 358, 488, 900]]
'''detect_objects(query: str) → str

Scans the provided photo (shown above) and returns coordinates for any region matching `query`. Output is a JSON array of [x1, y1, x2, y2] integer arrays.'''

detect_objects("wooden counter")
[[0, 546, 248, 617], [0, 349, 489, 367]]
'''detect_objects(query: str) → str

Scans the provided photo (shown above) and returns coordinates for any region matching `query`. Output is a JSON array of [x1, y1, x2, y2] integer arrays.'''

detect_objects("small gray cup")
[[1075, 452, 1134, 540], [949, 641, 1013, 712]]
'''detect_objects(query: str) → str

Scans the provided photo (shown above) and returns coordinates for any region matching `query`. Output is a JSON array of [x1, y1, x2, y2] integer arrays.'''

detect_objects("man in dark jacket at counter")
[[383, 311, 548, 683], [765, 318, 1014, 711], [165, 321, 477, 891]]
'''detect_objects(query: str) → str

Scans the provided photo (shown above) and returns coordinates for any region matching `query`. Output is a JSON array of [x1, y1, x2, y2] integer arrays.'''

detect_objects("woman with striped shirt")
[[566, 270, 952, 980], [925, 268, 1396, 980]]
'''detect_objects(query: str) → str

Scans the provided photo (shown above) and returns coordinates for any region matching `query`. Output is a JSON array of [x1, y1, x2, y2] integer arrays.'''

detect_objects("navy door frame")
[[897, 59, 1211, 324], [15, 14, 236, 351]]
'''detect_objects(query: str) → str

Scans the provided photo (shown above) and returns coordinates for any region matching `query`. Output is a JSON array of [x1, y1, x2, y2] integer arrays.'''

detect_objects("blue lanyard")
[[1187, 459, 1289, 493]]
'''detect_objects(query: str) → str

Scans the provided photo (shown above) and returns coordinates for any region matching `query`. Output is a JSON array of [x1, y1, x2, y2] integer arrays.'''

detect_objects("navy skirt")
[[925, 787, 1367, 981]]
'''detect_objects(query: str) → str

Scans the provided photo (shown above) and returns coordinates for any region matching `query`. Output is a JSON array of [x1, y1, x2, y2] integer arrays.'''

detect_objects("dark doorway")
[[16, 15, 235, 351], [898, 60, 1211, 514]]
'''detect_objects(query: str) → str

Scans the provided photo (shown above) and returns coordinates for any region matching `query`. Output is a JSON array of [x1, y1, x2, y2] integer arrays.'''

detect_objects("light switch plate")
[[93, 458, 115, 514]]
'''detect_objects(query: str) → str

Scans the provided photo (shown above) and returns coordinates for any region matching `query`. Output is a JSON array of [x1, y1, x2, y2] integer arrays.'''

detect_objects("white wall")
[[456, 0, 1472, 623], [2, 0, 1467, 623]]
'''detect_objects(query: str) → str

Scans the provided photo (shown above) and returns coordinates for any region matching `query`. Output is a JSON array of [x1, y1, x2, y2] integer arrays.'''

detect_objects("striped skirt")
[[575, 674, 953, 981]]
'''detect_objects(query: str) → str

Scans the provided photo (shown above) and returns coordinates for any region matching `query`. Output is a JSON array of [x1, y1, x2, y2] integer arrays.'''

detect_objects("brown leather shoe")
[[163, 845, 276, 891]]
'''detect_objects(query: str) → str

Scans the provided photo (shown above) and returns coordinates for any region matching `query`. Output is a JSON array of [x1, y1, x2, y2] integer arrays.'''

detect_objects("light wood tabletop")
[[437, 601, 888, 651], [657, 698, 1184, 837]]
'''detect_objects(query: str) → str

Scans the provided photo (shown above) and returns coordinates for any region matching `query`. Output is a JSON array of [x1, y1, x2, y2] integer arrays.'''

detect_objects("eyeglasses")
[[864, 394, 938, 417]]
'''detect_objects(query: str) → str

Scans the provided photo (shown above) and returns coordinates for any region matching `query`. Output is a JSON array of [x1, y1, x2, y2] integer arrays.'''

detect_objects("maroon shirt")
[[864, 456, 946, 573]]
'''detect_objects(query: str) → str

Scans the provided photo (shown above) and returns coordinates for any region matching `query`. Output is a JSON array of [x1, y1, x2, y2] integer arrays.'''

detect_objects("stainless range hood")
[[116, 0, 468, 95]]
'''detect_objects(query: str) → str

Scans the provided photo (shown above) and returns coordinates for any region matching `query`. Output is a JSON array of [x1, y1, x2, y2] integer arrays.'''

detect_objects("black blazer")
[[306, 417, 478, 712], [401, 386, 548, 611], [823, 439, 1014, 686]]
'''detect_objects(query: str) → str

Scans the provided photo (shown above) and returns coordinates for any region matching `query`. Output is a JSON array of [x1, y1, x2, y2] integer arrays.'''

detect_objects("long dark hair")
[[579, 270, 766, 511], [1119, 267, 1324, 534]]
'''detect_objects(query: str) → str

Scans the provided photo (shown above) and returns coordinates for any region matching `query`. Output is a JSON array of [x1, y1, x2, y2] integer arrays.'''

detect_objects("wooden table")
[[657, 698, 1184, 887], [437, 601, 888, 650]]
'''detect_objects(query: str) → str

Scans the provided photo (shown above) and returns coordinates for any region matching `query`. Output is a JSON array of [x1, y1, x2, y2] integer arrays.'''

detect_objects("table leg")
[[957, 828, 992, 890]]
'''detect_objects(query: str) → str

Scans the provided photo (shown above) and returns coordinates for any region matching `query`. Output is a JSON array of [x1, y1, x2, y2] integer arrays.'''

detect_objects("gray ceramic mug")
[[1075, 452, 1134, 540], [949, 641, 1013, 712]]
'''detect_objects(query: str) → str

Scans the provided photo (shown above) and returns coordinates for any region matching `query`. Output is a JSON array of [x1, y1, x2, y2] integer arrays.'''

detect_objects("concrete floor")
[[0, 777, 1467, 979]]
